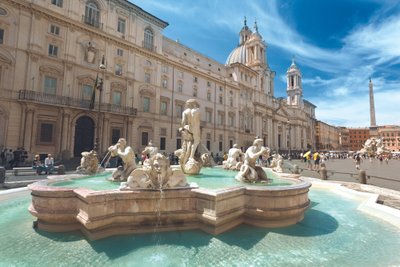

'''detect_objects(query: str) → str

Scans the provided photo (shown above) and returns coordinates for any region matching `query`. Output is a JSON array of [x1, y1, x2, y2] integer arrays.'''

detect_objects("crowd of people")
[[0, 147, 28, 169]]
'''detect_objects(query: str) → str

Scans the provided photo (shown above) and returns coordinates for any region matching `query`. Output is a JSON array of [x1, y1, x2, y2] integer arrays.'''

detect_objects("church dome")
[[225, 44, 247, 65]]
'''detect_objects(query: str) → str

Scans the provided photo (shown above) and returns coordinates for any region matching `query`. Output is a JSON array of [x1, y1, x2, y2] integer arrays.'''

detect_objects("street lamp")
[[94, 55, 106, 153], [287, 120, 291, 160]]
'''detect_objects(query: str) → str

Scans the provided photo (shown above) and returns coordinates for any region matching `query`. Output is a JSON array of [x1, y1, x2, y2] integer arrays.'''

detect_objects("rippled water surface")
[[0, 187, 399, 266]]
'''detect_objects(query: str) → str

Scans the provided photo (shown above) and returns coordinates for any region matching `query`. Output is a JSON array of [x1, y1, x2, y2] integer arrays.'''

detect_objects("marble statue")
[[108, 138, 136, 181], [270, 153, 284, 173], [359, 137, 390, 157], [223, 144, 244, 171], [86, 42, 96, 63], [175, 99, 202, 175], [200, 153, 213, 167], [235, 138, 270, 183], [76, 150, 99, 174], [142, 140, 158, 160], [120, 153, 188, 190]]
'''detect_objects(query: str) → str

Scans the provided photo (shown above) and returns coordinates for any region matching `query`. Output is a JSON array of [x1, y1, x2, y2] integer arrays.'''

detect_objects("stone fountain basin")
[[28, 174, 311, 240]]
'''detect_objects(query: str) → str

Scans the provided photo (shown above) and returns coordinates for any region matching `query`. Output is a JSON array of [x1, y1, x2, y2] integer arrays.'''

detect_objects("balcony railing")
[[18, 90, 137, 116], [142, 41, 157, 52], [82, 15, 103, 30]]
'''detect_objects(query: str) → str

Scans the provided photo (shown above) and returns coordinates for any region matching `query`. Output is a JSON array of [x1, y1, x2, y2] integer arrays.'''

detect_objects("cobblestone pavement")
[[284, 158, 400, 210], [284, 158, 400, 191]]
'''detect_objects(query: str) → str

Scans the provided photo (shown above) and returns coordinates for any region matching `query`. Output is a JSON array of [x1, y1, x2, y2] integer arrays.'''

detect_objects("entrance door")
[[74, 116, 94, 157]]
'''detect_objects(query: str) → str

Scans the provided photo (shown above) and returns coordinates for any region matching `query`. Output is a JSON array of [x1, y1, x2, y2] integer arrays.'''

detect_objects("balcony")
[[82, 15, 103, 30], [142, 41, 157, 52], [18, 90, 137, 116]]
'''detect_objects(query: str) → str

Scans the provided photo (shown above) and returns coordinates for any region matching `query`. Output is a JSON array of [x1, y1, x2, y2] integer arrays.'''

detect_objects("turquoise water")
[[0, 188, 399, 266], [51, 167, 293, 191]]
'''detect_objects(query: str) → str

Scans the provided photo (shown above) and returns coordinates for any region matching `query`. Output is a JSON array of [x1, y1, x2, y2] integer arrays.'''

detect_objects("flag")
[[89, 74, 98, 110]]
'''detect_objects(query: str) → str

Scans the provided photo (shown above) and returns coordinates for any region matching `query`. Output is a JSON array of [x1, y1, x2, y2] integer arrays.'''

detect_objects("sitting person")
[[44, 154, 54, 174], [32, 154, 45, 175]]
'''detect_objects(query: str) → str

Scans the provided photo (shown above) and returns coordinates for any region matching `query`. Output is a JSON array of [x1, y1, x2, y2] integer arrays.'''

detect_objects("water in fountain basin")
[[51, 167, 292, 191], [1, 188, 399, 266]]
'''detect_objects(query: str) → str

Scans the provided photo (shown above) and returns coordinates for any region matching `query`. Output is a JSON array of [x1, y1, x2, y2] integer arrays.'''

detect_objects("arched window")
[[144, 28, 154, 51], [85, 1, 100, 28]]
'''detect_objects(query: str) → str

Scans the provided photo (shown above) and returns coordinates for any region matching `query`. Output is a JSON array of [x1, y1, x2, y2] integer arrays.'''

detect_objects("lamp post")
[[287, 120, 291, 160], [94, 55, 106, 153]]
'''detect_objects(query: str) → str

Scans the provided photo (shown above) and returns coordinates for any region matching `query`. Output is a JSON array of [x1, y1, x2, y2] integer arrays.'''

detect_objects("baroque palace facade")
[[0, 0, 316, 160]]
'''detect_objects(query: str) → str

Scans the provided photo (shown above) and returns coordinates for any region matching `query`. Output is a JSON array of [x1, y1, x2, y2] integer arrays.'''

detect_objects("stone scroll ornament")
[[174, 99, 202, 175], [235, 139, 270, 183], [120, 153, 188, 190]]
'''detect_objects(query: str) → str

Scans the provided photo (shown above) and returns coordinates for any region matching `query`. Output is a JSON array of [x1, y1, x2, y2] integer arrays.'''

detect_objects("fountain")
[[27, 99, 311, 240]]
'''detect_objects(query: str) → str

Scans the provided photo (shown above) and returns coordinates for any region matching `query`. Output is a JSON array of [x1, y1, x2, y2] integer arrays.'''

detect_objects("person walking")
[[354, 153, 362, 170]]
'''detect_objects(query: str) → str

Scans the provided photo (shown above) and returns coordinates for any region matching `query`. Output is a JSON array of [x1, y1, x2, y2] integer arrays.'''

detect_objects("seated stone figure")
[[108, 138, 136, 181], [270, 153, 284, 173], [223, 144, 244, 171], [120, 153, 187, 190], [236, 139, 270, 183], [76, 150, 99, 174]]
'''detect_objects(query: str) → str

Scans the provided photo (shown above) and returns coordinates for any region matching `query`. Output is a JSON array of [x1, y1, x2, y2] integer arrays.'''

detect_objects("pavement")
[[1, 158, 400, 210]]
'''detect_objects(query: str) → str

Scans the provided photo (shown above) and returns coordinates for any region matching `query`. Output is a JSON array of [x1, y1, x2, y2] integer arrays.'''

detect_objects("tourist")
[[44, 154, 54, 174], [32, 154, 45, 175], [354, 153, 361, 170], [313, 151, 320, 170]]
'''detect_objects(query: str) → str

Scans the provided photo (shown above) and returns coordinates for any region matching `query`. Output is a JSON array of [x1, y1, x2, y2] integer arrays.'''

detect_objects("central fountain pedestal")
[[28, 177, 310, 240]]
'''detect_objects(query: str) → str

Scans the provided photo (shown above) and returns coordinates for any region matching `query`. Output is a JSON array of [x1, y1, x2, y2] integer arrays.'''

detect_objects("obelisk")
[[369, 78, 378, 137]]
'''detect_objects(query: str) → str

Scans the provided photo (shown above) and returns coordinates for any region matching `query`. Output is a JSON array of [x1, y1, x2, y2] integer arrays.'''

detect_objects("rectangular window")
[[143, 97, 150, 112], [44, 76, 57, 95], [219, 141, 222, 152], [117, 18, 126, 34], [193, 76, 198, 83], [145, 73, 151, 83], [207, 81, 211, 87], [177, 83, 183, 93], [115, 64, 123, 76], [207, 92, 211, 101], [111, 128, 121, 144], [162, 65, 168, 73], [160, 137, 166, 150], [141, 132, 149, 146], [38, 122, 54, 143], [48, 44, 58, 57], [160, 101, 167, 115], [219, 96, 223, 104], [176, 104, 183, 118], [176, 138, 182, 150], [112, 91, 122, 106], [82, 84, 92, 100], [117, 48, 123, 57], [229, 116, 235, 127], [178, 71, 183, 78], [51, 0, 63, 7], [206, 140, 211, 151], [206, 111, 212, 123], [218, 114, 223, 125], [0, 29, 4, 44], [50, 25, 60, 35]]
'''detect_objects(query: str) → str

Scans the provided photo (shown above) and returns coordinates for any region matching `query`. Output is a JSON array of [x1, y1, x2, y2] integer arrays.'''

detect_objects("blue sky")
[[131, 0, 400, 127]]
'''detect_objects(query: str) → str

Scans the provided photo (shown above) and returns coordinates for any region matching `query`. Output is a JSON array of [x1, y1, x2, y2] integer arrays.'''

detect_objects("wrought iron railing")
[[82, 15, 103, 30], [18, 90, 137, 116], [142, 41, 157, 52]]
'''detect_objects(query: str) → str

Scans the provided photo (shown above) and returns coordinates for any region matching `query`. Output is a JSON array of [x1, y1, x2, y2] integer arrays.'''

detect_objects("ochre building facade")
[[0, 0, 316, 160]]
